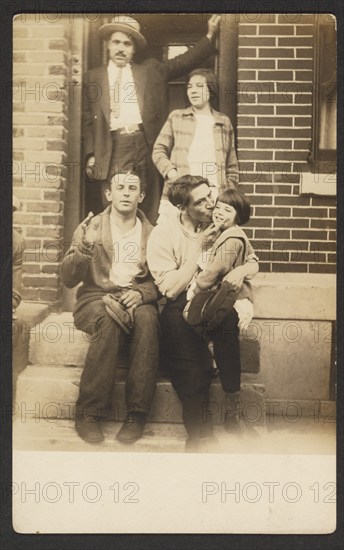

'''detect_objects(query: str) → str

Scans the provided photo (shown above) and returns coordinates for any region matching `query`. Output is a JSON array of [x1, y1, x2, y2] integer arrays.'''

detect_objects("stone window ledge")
[[300, 171, 336, 196]]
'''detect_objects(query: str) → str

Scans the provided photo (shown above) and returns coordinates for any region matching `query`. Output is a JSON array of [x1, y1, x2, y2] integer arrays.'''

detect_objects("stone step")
[[13, 418, 187, 453], [13, 417, 264, 454], [28, 312, 260, 373], [12, 302, 51, 375], [13, 416, 336, 455], [15, 365, 265, 425]]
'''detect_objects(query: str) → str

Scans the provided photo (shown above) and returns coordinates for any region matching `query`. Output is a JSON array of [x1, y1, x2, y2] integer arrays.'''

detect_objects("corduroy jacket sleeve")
[[61, 212, 160, 303], [60, 223, 95, 289], [131, 276, 159, 304]]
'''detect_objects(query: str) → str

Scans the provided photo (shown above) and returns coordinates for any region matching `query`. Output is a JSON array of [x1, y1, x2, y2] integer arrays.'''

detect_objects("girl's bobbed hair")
[[217, 188, 251, 225]]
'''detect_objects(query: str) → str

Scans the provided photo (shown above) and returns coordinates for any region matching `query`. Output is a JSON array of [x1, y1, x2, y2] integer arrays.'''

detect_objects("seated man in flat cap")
[[83, 14, 221, 224]]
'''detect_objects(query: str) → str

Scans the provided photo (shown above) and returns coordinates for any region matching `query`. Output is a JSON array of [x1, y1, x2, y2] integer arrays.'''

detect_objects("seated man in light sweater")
[[147, 175, 258, 452]]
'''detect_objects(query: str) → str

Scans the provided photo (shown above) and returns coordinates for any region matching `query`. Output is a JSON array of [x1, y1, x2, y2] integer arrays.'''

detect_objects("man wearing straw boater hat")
[[83, 14, 221, 223]]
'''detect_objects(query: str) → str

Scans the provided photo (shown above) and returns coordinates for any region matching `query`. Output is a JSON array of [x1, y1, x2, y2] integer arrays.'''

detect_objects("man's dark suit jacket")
[[82, 37, 216, 181]]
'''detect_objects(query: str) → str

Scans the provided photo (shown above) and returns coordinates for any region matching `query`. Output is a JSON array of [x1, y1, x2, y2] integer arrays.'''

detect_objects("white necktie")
[[111, 67, 122, 118]]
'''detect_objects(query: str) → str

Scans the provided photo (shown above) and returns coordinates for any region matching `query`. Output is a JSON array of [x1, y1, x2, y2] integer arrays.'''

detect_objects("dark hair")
[[216, 189, 251, 225], [168, 175, 210, 207], [107, 163, 146, 193], [187, 69, 219, 109]]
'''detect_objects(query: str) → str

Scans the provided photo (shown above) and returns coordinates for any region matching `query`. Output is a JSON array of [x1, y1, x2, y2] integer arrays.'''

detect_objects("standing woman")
[[152, 68, 239, 217]]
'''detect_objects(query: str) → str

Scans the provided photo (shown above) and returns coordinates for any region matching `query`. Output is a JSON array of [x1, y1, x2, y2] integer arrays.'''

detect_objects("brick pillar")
[[218, 15, 238, 128], [13, 14, 71, 304]]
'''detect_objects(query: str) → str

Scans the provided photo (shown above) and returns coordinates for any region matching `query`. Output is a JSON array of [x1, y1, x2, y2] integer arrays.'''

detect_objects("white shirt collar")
[[108, 59, 128, 69]]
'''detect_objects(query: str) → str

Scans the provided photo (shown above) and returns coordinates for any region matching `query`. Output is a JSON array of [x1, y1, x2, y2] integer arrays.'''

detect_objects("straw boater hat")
[[99, 15, 147, 49]]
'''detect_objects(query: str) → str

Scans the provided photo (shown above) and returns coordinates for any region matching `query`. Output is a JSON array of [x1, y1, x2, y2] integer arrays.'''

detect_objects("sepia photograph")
[[10, 10, 337, 535]]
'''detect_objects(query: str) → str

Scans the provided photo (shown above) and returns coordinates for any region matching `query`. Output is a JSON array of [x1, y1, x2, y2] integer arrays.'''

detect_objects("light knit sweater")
[[147, 209, 203, 300]]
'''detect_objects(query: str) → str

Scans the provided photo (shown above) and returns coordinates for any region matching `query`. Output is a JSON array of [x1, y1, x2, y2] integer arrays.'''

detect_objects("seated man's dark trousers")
[[73, 297, 159, 420], [209, 308, 241, 394], [161, 293, 241, 439], [160, 292, 214, 440]]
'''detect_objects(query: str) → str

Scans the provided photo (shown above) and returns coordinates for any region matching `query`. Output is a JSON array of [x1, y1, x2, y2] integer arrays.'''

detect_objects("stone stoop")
[[27, 312, 261, 372], [15, 312, 265, 427], [13, 416, 336, 455], [12, 417, 267, 454], [14, 272, 336, 443], [13, 418, 188, 453], [15, 365, 265, 425]]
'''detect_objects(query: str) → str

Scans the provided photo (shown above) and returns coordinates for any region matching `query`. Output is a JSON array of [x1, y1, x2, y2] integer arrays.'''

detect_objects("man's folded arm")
[[147, 230, 200, 301]]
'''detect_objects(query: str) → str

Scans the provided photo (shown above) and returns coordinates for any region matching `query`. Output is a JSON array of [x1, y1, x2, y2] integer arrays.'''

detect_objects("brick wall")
[[12, 14, 336, 308], [13, 14, 71, 303], [236, 14, 336, 273]]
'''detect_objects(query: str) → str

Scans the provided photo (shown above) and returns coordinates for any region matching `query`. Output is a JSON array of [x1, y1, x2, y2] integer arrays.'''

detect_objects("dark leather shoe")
[[75, 415, 104, 443], [116, 412, 146, 444]]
